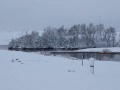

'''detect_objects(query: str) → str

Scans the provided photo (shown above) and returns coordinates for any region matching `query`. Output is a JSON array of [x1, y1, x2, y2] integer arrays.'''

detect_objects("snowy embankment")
[[77, 47, 120, 53], [0, 50, 120, 90]]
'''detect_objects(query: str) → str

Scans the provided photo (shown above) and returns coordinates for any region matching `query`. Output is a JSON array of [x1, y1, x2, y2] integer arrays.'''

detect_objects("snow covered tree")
[[56, 26, 68, 48], [68, 25, 80, 48], [8, 23, 117, 50], [103, 27, 116, 47]]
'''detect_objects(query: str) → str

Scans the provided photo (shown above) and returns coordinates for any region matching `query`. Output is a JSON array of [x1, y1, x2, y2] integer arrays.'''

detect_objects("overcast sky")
[[0, 0, 120, 31]]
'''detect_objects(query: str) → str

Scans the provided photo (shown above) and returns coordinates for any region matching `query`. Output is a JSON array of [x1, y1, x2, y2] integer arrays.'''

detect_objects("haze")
[[0, 0, 120, 31]]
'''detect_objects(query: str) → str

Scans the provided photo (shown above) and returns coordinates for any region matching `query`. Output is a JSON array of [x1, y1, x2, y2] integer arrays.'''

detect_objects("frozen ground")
[[0, 50, 120, 90]]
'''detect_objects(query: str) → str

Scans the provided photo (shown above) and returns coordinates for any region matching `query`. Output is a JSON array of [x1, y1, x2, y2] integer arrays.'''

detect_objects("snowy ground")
[[77, 47, 120, 53], [0, 50, 120, 90]]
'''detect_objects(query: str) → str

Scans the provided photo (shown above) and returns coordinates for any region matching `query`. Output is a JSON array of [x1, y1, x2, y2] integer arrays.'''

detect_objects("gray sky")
[[0, 0, 120, 31]]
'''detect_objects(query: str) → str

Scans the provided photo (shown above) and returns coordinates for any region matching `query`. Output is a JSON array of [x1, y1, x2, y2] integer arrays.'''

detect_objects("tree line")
[[8, 23, 119, 50]]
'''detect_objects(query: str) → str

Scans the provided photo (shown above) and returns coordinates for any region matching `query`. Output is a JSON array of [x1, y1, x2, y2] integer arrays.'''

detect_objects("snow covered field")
[[0, 49, 120, 90], [77, 47, 120, 53]]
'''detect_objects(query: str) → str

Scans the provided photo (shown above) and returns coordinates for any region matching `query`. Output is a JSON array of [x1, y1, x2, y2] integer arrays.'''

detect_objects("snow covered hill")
[[0, 50, 120, 90]]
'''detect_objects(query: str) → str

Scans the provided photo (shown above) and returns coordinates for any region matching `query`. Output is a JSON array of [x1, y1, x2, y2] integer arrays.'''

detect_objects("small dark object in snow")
[[68, 70, 71, 72], [12, 60, 14, 63], [21, 63, 23, 64], [90, 65, 94, 67], [18, 61, 21, 62], [16, 59, 19, 60], [73, 70, 75, 72], [67, 70, 75, 72]]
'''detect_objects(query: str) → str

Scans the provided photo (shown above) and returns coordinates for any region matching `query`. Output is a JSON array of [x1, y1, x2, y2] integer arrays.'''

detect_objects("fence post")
[[89, 58, 95, 74], [82, 55, 83, 66]]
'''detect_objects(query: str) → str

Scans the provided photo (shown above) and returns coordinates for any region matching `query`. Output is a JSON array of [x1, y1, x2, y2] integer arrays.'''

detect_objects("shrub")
[[102, 49, 111, 53]]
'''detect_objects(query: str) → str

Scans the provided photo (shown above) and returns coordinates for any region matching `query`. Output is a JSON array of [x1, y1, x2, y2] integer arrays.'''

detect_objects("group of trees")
[[9, 23, 118, 49]]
